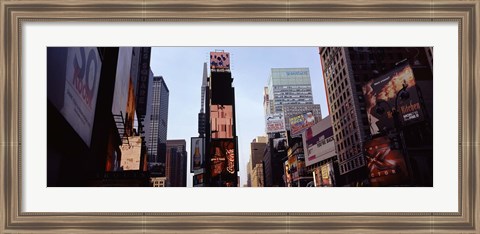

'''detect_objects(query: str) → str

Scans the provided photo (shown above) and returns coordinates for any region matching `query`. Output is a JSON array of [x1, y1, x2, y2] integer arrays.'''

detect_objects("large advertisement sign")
[[210, 139, 236, 177], [61, 47, 102, 147], [363, 64, 424, 135], [320, 163, 334, 186], [364, 136, 409, 186], [210, 52, 230, 70], [135, 47, 151, 117], [112, 47, 133, 118], [191, 137, 204, 173], [302, 116, 336, 166], [273, 137, 287, 152], [210, 105, 233, 139], [289, 111, 316, 136], [265, 113, 286, 133], [120, 136, 142, 170]]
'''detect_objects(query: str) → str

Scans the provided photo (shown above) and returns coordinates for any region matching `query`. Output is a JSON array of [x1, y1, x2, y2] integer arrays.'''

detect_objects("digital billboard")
[[120, 136, 143, 170], [364, 135, 409, 186], [265, 113, 286, 133], [210, 71, 233, 105], [191, 137, 204, 173], [210, 139, 236, 177], [210, 105, 233, 139], [362, 64, 424, 135], [48, 47, 102, 147], [210, 52, 230, 70], [302, 116, 336, 166], [289, 111, 316, 136]]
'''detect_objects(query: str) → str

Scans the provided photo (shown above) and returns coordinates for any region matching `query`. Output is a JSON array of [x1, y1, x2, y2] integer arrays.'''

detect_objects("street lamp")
[[375, 82, 415, 186]]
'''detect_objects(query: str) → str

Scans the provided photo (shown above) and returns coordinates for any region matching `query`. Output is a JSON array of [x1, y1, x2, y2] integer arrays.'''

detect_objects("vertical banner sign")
[[362, 64, 424, 135], [63, 47, 102, 147], [136, 47, 151, 117], [364, 136, 409, 186], [191, 137, 205, 173]]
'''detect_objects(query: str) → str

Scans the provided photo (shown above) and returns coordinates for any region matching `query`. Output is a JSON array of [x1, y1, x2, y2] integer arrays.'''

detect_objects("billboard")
[[265, 113, 286, 133], [302, 116, 336, 166], [210, 105, 233, 139], [364, 135, 409, 186], [120, 136, 143, 170], [272, 137, 287, 152], [210, 52, 230, 70], [363, 64, 424, 135], [210, 139, 236, 177], [112, 47, 133, 117], [210, 71, 233, 105], [289, 111, 316, 136], [49, 47, 102, 147], [193, 174, 204, 187], [320, 163, 334, 186], [191, 137, 205, 173]]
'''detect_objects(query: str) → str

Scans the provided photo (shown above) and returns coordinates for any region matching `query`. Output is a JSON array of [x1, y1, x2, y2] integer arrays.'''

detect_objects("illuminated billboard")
[[210, 139, 236, 177], [265, 113, 286, 133], [210, 71, 233, 105], [289, 111, 316, 137], [362, 64, 424, 135], [120, 136, 143, 170], [210, 52, 230, 70], [302, 116, 336, 166], [210, 105, 233, 139], [272, 137, 287, 152], [191, 137, 204, 173], [48, 47, 102, 147], [364, 135, 409, 186]]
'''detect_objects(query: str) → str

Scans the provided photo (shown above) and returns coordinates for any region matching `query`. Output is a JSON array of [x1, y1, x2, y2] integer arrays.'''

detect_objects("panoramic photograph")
[[47, 47, 433, 187]]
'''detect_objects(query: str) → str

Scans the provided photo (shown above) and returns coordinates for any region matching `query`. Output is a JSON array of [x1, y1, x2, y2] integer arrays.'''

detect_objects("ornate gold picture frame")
[[1, 0, 479, 232]]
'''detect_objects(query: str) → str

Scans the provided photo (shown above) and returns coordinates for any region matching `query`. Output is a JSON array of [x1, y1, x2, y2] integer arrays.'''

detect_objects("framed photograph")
[[1, 0, 479, 233]]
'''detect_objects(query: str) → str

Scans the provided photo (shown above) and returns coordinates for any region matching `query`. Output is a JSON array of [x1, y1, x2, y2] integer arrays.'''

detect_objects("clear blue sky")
[[150, 47, 329, 187]]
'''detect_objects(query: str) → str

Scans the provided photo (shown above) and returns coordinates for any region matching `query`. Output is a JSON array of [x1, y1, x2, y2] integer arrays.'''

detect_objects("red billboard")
[[364, 136, 409, 186], [210, 139, 236, 177], [210, 52, 230, 70], [363, 64, 424, 135], [289, 111, 316, 137]]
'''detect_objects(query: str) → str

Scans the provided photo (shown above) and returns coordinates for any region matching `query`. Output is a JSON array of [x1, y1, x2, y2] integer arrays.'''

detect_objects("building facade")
[[166, 139, 187, 187], [319, 47, 433, 186]]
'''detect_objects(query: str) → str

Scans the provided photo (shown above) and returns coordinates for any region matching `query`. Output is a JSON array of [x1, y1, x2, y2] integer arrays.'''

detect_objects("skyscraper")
[[166, 139, 187, 187], [319, 47, 433, 186], [144, 75, 169, 177]]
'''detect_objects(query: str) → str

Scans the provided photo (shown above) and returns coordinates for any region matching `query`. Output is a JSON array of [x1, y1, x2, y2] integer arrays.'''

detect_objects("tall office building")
[[265, 68, 315, 114], [166, 139, 187, 187], [319, 47, 433, 186], [144, 75, 170, 176]]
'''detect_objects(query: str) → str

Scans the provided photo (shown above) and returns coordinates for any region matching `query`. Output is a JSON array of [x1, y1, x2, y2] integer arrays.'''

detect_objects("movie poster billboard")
[[302, 116, 336, 167], [265, 113, 286, 133], [57, 47, 102, 147], [289, 111, 316, 137], [320, 163, 334, 186], [210, 139, 236, 177], [285, 156, 299, 182], [120, 136, 142, 170], [210, 52, 230, 70], [364, 135, 409, 186], [191, 137, 204, 173], [362, 64, 424, 135]]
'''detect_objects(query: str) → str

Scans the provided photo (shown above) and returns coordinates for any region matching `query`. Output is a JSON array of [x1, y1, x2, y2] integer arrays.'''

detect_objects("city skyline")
[[150, 47, 329, 186]]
